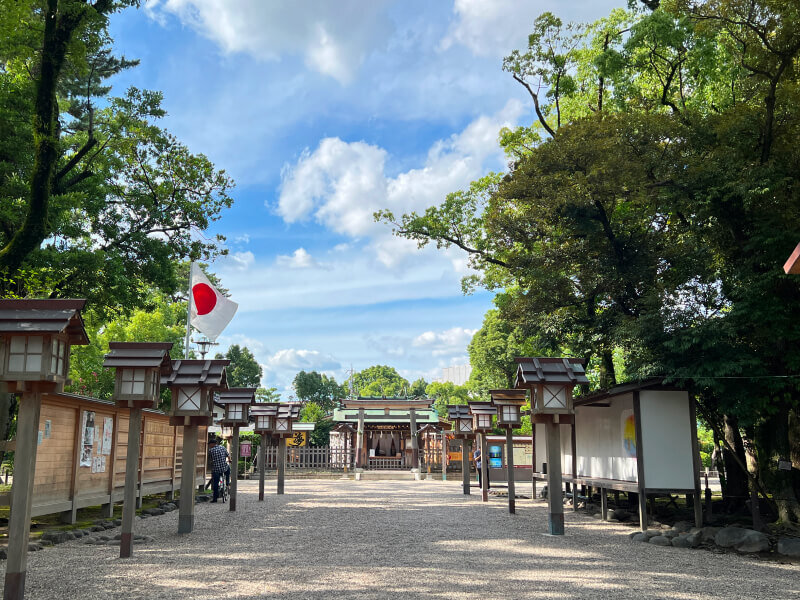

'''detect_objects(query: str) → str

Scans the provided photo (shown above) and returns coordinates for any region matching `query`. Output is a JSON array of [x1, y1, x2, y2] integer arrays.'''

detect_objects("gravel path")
[[5, 479, 798, 599]]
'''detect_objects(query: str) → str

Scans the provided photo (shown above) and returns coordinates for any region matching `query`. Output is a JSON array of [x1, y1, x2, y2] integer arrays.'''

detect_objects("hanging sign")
[[240, 442, 252, 458], [287, 431, 307, 447]]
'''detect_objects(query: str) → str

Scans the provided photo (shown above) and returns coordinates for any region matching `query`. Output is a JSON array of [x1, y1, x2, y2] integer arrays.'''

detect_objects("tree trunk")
[[722, 414, 748, 512], [754, 402, 800, 524]]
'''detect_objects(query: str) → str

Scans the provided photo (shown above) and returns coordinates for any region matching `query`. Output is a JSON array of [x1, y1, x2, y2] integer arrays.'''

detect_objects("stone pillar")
[[277, 437, 286, 495], [230, 426, 239, 512], [409, 409, 418, 470], [480, 433, 489, 502], [545, 418, 564, 535], [461, 439, 470, 495], [178, 425, 198, 534], [120, 407, 142, 558], [506, 427, 516, 514], [355, 408, 364, 468], [3, 389, 43, 600], [258, 432, 266, 501]]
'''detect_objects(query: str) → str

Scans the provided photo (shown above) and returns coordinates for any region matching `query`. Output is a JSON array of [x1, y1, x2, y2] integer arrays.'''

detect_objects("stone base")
[[177, 514, 194, 534]]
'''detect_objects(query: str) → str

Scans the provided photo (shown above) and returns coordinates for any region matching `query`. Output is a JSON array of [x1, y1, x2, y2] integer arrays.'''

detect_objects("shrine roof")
[[332, 407, 439, 424], [339, 396, 433, 410]]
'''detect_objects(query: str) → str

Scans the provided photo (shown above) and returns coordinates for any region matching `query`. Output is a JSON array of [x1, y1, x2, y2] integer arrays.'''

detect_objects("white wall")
[[574, 393, 638, 482], [533, 422, 572, 474], [639, 390, 695, 489]]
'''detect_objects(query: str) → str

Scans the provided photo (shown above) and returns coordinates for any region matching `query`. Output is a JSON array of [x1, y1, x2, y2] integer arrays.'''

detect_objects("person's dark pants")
[[477, 465, 490, 489], [211, 470, 223, 501], [225, 465, 231, 486]]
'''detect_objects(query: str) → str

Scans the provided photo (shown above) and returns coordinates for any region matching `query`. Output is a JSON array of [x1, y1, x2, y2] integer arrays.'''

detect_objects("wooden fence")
[[0, 392, 207, 521], [260, 447, 355, 471]]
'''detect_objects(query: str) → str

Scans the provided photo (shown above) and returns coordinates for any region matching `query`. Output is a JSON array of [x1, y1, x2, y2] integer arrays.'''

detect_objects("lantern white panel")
[[458, 420, 472, 433], [543, 385, 567, 410], [639, 390, 695, 490], [177, 387, 201, 411], [229, 405, 243, 420], [502, 406, 516, 421]]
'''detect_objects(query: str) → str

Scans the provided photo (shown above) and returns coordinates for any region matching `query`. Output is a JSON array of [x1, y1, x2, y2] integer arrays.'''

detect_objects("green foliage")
[[347, 365, 410, 398], [409, 378, 428, 397], [424, 381, 470, 418], [300, 402, 334, 447], [255, 387, 280, 403], [292, 371, 344, 412], [216, 345, 262, 389]]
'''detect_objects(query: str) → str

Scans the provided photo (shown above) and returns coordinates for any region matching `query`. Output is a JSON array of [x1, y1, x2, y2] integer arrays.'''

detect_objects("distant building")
[[438, 365, 472, 387]]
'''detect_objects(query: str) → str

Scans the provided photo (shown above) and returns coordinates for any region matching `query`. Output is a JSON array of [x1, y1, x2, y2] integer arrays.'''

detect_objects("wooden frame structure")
[[216, 387, 256, 511]]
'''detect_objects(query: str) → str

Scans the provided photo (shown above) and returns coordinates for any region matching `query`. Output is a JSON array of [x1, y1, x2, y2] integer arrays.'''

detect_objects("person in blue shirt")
[[473, 445, 490, 490]]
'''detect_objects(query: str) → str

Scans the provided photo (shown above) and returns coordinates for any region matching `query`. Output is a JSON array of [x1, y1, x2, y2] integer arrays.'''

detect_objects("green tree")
[[347, 365, 409, 398], [216, 345, 262, 389], [424, 381, 470, 419], [292, 371, 344, 411], [409, 378, 428, 398], [300, 402, 334, 447], [255, 387, 280, 403]]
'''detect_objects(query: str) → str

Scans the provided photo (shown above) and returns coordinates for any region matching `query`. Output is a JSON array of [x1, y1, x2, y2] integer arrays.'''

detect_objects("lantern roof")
[[467, 401, 496, 416], [333, 422, 356, 433], [0, 299, 89, 345], [514, 357, 589, 387], [489, 389, 527, 406], [102, 342, 173, 374], [276, 403, 302, 419], [161, 359, 228, 389], [250, 403, 280, 417], [216, 387, 257, 405], [417, 423, 440, 434], [447, 405, 471, 420], [292, 422, 315, 432]]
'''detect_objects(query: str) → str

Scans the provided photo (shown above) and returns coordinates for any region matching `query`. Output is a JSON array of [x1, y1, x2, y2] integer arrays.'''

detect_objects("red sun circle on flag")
[[192, 283, 217, 315]]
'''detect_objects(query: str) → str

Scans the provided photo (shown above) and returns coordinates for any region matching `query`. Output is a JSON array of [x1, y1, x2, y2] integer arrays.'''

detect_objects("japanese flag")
[[190, 263, 238, 342]]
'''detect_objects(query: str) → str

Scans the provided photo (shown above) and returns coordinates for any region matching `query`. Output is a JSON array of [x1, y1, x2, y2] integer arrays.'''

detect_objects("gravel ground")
[[4, 479, 798, 599]]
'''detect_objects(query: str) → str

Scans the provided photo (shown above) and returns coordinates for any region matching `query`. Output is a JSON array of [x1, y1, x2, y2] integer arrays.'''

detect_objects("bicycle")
[[216, 470, 229, 503]]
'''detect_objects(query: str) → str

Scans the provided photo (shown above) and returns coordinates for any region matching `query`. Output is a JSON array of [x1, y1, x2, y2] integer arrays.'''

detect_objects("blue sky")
[[110, 0, 625, 396]]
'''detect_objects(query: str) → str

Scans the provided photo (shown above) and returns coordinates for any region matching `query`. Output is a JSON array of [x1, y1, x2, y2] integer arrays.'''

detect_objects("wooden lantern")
[[217, 387, 256, 426], [162, 359, 229, 427], [102, 342, 173, 409], [251, 403, 278, 433], [0, 299, 88, 390], [447, 405, 474, 438], [274, 403, 301, 438], [514, 357, 588, 415], [468, 401, 496, 433], [490, 389, 527, 428]]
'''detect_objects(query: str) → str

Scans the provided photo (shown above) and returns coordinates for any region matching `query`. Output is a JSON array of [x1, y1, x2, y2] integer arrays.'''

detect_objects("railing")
[[368, 456, 403, 469], [261, 447, 355, 471]]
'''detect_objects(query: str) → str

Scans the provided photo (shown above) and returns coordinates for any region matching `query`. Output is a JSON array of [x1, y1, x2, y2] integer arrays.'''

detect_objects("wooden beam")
[[784, 242, 800, 274], [633, 392, 647, 532]]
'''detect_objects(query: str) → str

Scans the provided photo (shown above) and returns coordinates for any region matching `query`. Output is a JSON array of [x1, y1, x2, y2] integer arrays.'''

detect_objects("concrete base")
[[178, 514, 194, 534], [357, 470, 423, 481], [120, 532, 133, 558], [3, 570, 25, 600], [549, 513, 565, 536]]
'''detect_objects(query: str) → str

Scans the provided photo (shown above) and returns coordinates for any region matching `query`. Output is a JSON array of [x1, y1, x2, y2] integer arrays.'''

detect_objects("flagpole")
[[184, 261, 193, 359]]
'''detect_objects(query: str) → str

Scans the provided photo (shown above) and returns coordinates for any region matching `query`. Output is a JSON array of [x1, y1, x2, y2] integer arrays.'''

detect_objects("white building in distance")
[[438, 365, 472, 387]]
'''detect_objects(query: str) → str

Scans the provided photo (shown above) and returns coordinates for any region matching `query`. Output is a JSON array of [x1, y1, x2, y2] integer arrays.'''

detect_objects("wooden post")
[[230, 425, 239, 512], [277, 437, 286, 495], [4, 389, 43, 600], [409, 408, 418, 470], [441, 432, 447, 482], [135, 414, 145, 509], [531, 429, 537, 500], [506, 428, 515, 514], [571, 420, 578, 512], [545, 417, 564, 535], [178, 424, 198, 534], [120, 408, 142, 558], [104, 411, 120, 518], [355, 408, 364, 468], [461, 439, 470, 495], [689, 396, 704, 528], [62, 406, 82, 524], [600, 487, 608, 521], [168, 424, 179, 501], [258, 432, 266, 501], [480, 433, 489, 502]]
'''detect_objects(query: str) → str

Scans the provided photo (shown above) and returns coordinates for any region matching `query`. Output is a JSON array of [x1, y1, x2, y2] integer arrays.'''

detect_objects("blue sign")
[[489, 445, 502, 468]]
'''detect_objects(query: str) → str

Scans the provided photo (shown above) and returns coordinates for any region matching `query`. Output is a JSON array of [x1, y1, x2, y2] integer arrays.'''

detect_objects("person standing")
[[473, 445, 490, 490], [208, 437, 230, 503]]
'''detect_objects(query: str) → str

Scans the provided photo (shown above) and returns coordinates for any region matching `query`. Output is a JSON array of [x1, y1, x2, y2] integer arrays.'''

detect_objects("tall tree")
[[347, 365, 410, 398], [292, 371, 343, 412], [216, 345, 262, 389]]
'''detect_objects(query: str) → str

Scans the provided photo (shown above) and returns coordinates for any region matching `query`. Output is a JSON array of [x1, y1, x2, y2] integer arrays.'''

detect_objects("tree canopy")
[[216, 345, 263, 389], [292, 371, 344, 412]]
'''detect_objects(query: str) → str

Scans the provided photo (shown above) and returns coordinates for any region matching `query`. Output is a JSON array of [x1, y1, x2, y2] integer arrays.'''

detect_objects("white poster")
[[101, 417, 113, 455], [80, 411, 95, 467]]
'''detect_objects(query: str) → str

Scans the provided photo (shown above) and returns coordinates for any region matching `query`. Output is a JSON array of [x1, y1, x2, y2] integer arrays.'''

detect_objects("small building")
[[330, 397, 442, 469]]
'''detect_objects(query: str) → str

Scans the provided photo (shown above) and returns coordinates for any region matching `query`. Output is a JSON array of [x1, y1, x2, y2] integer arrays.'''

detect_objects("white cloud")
[[276, 99, 525, 269], [145, 0, 392, 83], [222, 251, 255, 271], [276, 248, 320, 269], [266, 349, 341, 372], [412, 327, 477, 357]]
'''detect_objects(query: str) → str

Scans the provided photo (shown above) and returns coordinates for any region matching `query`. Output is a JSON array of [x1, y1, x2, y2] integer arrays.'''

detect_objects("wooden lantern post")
[[490, 389, 527, 514], [162, 359, 229, 534], [515, 357, 588, 535], [468, 401, 496, 503], [0, 299, 89, 600], [273, 403, 301, 495], [216, 388, 256, 512], [251, 403, 278, 501], [447, 405, 474, 495], [102, 342, 173, 558]]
